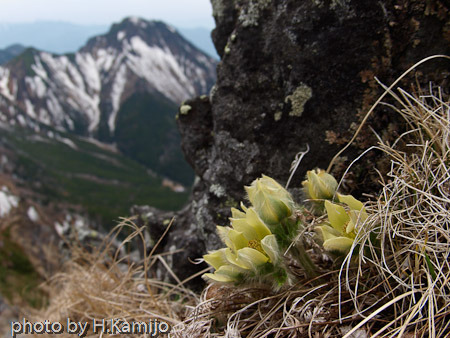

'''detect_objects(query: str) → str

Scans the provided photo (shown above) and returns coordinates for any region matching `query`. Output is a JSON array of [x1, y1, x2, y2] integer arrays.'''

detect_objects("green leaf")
[[424, 252, 437, 281]]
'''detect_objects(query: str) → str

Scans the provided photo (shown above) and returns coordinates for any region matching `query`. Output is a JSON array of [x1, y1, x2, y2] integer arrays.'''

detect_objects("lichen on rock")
[[285, 83, 313, 117], [179, 105, 192, 115], [238, 0, 272, 27], [211, 0, 235, 20]]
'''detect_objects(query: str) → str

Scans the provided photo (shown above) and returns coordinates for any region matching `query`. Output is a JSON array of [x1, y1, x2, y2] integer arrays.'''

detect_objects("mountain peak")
[[120, 16, 176, 31], [84, 17, 184, 54], [0, 18, 217, 137], [81, 17, 178, 54]]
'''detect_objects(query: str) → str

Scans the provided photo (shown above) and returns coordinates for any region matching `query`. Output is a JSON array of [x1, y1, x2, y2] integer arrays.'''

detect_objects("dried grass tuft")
[[28, 218, 198, 337], [342, 84, 450, 337]]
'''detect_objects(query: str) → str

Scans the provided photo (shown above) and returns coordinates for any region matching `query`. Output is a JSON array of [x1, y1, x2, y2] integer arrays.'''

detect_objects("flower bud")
[[302, 169, 338, 200], [245, 175, 295, 225]]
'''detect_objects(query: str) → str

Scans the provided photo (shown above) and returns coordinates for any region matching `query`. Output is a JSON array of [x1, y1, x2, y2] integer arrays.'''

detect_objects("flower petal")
[[261, 234, 280, 264], [203, 248, 228, 270], [225, 248, 251, 270], [204, 264, 242, 283], [316, 224, 341, 242], [237, 247, 269, 270], [230, 217, 258, 240], [231, 207, 246, 219], [216, 226, 230, 245], [203, 273, 235, 283], [228, 229, 248, 251], [346, 209, 367, 234], [325, 200, 349, 233], [323, 237, 354, 253], [246, 207, 272, 239], [337, 193, 364, 211], [216, 226, 248, 252]]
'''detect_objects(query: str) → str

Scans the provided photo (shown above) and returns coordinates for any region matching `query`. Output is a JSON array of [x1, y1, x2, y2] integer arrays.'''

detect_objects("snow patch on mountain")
[[31, 56, 49, 80], [27, 206, 40, 222], [75, 53, 101, 93], [117, 31, 126, 41], [25, 99, 36, 118], [0, 67, 15, 101], [109, 63, 127, 132], [0, 186, 19, 218], [96, 48, 117, 73], [35, 52, 102, 131], [17, 114, 26, 126], [25, 76, 47, 98], [127, 36, 195, 102]]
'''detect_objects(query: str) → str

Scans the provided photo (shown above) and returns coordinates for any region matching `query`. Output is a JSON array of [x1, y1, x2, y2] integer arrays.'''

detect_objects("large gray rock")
[[134, 0, 450, 286]]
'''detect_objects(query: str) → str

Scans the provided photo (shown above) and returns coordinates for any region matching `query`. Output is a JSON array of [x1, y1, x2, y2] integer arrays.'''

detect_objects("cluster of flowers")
[[303, 169, 368, 253], [203, 175, 297, 287], [203, 170, 368, 286]]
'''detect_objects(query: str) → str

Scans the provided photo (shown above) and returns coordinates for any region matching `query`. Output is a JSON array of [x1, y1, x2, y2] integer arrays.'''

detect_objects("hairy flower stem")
[[290, 242, 318, 279]]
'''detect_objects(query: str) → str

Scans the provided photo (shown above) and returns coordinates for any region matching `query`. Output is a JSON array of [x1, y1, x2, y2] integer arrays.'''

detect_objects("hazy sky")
[[0, 0, 215, 28]]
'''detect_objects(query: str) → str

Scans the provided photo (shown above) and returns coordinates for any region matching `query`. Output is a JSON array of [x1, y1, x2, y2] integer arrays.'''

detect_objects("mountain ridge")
[[0, 44, 26, 65], [0, 17, 217, 137], [0, 17, 217, 185], [0, 21, 218, 58]]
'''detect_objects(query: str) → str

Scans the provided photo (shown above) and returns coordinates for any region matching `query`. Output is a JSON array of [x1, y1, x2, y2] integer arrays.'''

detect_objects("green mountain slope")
[[2, 126, 189, 225], [115, 92, 194, 186]]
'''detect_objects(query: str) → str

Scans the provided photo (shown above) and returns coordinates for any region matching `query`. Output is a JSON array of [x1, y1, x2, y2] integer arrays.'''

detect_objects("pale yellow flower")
[[203, 175, 296, 285], [203, 204, 282, 283], [230, 206, 272, 240], [245, 175, 295, 225], [302, 169, 338, 200], [317, 197, 368, 254]]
